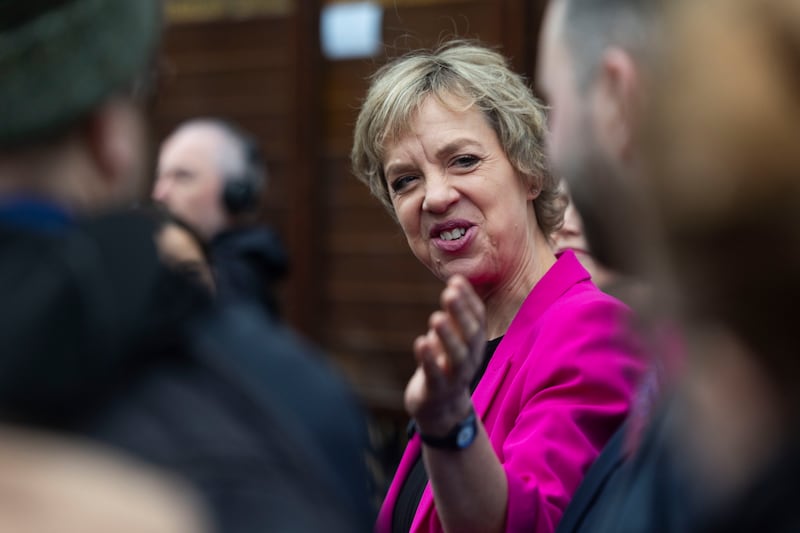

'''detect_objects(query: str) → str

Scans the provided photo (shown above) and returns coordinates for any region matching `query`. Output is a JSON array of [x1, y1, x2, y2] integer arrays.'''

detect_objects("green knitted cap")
[[0, 0, 161, 145]]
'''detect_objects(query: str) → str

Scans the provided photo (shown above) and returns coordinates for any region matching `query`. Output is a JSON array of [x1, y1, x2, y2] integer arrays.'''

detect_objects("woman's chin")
[[431, 263, 470, 283], [432, 263, 491, 289]]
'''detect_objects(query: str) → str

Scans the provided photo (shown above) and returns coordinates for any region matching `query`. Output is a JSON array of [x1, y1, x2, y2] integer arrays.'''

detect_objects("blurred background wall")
[[151, 0, 548, 464]]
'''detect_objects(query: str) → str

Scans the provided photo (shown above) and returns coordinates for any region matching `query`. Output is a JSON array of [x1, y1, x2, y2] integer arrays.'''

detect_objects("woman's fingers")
[[414, 329, 447, 384], [407, 276, 487, 417], [459, 277, 487, 332], [430, 310, 469, 373], [443, 278, 484, 336], [441, 276, 487, 363], [408, 329, 473, 429]]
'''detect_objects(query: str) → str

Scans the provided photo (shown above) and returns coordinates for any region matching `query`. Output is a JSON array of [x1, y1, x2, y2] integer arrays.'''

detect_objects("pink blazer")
[[377, 251, 645, 533]]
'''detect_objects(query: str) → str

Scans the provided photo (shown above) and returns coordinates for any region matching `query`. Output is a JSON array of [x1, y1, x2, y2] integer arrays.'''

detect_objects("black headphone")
[[219, 124, 267, 215]]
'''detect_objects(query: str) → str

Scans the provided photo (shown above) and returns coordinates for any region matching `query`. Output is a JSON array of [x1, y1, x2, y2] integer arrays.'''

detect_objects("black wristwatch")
[[410, 409, 478, 450]]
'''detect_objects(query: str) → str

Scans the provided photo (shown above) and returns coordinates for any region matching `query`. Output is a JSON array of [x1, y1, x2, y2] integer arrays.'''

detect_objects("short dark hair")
[[560, 0, 663, 90]]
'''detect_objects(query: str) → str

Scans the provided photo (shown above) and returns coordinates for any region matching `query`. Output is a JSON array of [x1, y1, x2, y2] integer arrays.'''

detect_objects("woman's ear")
[[525, 174, 542, 201], [591, 47, 641, 161]]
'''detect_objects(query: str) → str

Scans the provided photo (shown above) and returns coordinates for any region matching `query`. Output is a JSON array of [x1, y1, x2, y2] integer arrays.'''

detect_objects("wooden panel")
[[324, 253, 440, 285], [381, 2, 504, 51], [284, 0, 323, 335], [166, 0, 293, 22], [152, 19, 297, 155], [162, 18, 292, 54]]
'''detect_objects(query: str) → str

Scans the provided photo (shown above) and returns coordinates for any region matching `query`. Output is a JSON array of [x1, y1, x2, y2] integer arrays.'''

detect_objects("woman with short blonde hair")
[[352, 41, 644, 533]]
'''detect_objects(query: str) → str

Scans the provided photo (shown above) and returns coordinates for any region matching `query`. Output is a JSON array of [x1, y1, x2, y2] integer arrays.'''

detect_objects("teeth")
[[439, 228, 466, 241]]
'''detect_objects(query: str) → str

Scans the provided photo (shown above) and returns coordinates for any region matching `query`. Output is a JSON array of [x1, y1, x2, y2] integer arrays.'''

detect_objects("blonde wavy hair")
[[351, 40, 565, 235]]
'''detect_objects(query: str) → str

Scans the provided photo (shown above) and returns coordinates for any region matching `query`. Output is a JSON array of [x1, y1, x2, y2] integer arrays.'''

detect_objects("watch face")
[[456, 424, 476, 448]]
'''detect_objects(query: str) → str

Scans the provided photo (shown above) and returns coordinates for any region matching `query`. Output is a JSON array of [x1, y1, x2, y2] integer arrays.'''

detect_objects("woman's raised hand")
[[405, 275, 487, 437]]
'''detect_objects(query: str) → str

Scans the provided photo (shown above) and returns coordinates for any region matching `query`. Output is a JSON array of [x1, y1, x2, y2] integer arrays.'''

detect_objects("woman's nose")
[[422, 175, 459, 213]]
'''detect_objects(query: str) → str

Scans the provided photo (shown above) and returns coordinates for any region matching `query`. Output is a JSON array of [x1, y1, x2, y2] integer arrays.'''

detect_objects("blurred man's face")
[[551, 196, 618, 290], [537, 0, 612, 220], [537, 0, 645, 274], [111, 101, 150, 208], [79, 98, 150, 213], [537, 0, 587, 183], [153, 126, 229, 241]]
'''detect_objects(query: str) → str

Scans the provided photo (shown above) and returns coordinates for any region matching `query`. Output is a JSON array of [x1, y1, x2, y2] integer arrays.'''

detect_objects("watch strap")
[[411, 409, 478, 450]]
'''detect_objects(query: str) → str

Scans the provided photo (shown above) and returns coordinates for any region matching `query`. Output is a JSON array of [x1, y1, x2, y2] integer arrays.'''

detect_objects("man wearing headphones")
[[154, 119, 288, 318]]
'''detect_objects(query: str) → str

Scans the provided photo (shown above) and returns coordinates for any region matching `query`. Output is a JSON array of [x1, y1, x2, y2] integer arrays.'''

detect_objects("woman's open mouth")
[[430, 221, 475, 252], [439, 227, 467, 241]]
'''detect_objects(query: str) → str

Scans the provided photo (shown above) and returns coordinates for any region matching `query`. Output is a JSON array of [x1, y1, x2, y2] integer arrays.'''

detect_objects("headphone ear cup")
[[223, 179, 256, 214], [221, 134, 264, 214]]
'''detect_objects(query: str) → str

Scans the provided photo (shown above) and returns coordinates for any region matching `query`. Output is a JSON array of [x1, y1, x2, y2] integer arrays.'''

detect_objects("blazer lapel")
[[473, 250, 589, 424]]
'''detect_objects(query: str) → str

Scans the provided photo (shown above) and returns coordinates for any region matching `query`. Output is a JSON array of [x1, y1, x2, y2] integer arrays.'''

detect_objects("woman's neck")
[[480, 228, 556, 338]]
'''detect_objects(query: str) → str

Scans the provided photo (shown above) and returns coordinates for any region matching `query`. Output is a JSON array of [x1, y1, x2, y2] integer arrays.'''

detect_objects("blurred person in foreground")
[[536, 1, 687, 531], [640, 0, 800, 529], [0, 427, 207, 533], [0, 1, 372, 531], [539, 0, 800, 531], [537, 0, 685, 533], [551, 198, 615, 290], [351, 41, 644, 533], [538, 0, 668, 288], [550, 191, 651, 313], [154, 118, 288, 318]]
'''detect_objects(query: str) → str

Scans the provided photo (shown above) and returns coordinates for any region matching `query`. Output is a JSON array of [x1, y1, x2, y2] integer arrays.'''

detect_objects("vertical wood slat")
[[500, 0, 533, 76], [286, 0, 323, 337]]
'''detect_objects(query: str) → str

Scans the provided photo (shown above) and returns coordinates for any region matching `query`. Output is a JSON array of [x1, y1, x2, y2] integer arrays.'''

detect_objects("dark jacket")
[[210, 225, 288, 319], [555, 400, 696, 533], [0, 209, 372, 532], [555, 425, 630, 533]]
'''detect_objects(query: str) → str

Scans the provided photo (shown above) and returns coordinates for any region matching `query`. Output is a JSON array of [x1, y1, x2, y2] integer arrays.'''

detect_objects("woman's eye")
[[391, 175, 417, 193], [452, 155, 480, 168]]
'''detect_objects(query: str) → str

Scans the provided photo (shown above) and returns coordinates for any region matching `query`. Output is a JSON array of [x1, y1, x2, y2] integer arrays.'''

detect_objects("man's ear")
[[591, 47, 641, 161], [84, 99, 143, 191]]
